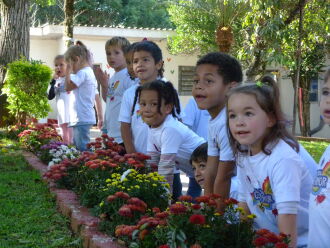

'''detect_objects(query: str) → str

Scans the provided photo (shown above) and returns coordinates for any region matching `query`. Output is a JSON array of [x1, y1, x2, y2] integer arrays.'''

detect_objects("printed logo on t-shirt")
[[107, 80, 120, 98], [251, 176, 275, 212], [136, 109, 141, 119], [312, 160, 330, 204]]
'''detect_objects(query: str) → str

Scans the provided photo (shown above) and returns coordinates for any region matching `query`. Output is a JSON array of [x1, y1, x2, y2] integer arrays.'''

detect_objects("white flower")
[[48, 161, 54, 167]]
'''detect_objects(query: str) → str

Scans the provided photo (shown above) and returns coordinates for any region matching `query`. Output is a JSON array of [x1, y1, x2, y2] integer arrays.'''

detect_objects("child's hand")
[[94, 67, 109, 88], [53, 72, 59, 80]]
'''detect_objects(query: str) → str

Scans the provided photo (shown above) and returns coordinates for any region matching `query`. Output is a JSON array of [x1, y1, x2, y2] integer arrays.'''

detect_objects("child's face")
[[139, 90, 172, 128], [192, 160, 206, 187], [54, 58, 66, 77], [133, 50, 162, 84], [192, 64, 235, 118], [228, 93, 275, 155], [125, 51, 135, 79], [106, 45, 126, 72], [320, 78, 330, 124]]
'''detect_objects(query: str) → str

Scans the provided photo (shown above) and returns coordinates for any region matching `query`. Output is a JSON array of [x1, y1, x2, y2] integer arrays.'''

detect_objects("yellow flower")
[[135, 185, 140, 189], [105, 179, 111, 183], [99, 201, 104, 207], [247, 214, 256, 219], [214, 213, 221, 216], [152, 184, 157, 187]]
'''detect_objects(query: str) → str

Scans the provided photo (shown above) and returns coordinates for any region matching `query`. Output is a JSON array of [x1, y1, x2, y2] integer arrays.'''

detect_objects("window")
[[309, 78, 318, 102], [178, 66, 195, 95]]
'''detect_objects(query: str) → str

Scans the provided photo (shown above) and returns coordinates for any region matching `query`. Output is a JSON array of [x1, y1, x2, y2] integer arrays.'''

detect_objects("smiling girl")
[[227, 76, 312, 248], [133, 80, 205, 195]]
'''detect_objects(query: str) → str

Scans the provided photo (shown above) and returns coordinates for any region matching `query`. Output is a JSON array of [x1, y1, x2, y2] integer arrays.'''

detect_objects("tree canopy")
[[31, 0, 174, 28]]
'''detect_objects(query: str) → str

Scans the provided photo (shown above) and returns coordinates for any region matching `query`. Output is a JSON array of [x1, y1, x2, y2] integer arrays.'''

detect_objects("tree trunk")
[[0, 0, 30, 126], [64, 0, 74, 47], [299, 77, 311, 136]]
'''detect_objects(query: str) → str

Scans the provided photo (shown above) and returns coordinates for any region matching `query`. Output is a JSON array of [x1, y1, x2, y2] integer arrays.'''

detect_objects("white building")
[[30, 24, 330, 138]]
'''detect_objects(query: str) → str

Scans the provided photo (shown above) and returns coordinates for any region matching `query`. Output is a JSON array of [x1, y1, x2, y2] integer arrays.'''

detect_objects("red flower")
[[158, 245, 170, 248], [106, 195, 117, 202], [264, 232, 279, 243], [275, 243, 288, 248], [190, 244, 202, 248], [114, 191, 130, 199], [118, 205, 133, 217], [178, 195, 193, 202], [169, 203, 187, 214], [195, 196, 210, 203], [256, 228, 271, 236], [155, 211, 169, 219], [191, 204, 201, 210], [253, 237, 269, 247], [189, 214, 206, 225], [224, 198, 239, 205], [152, 207, 161, 213]]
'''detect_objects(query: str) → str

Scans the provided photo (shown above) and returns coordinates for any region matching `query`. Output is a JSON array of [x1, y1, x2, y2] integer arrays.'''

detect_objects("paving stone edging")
[[22, 151, 125, 248]]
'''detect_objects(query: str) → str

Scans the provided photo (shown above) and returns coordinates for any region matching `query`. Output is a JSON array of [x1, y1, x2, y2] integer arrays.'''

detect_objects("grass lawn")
[[0, 136, 82, 248], [299, 140, 330, 163]]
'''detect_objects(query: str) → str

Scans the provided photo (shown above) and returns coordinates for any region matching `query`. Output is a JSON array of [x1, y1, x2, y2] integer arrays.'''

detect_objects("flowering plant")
[[117, 196, 256, 248], [6, 123, 31, 140], [39, 141, 80, 166], [252, 229, 290, 248], [18, 123, 62, 152]]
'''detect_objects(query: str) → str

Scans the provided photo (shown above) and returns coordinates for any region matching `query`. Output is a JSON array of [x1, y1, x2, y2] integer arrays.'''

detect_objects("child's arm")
[[158, 154, 176, 191], [278, 214, 297, 247], [94, 94, 103, 130], [121, 122, 136, 154], [214, 160, 235, 212], [65, 63, 78, 91], [204, 155, 219, 195], [94, 67, 108, 102]]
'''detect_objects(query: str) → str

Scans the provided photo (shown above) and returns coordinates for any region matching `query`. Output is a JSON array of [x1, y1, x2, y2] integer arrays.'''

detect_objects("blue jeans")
[[72, 124, 92, 151], [187, 177, 202, 198]]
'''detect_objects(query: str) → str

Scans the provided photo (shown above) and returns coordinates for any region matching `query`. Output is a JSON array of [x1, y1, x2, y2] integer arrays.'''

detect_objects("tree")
[[64, 0, 74, 47], [0, 0, 54, 126], [31, 0, 173, 29]]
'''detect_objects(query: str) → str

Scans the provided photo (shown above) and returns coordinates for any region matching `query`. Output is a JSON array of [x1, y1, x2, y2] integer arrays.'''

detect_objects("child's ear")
[[228, 81, 238, 89], [164, 103, 173, 114], [267, 113, 276, 127], [155, 60, 163, 71]]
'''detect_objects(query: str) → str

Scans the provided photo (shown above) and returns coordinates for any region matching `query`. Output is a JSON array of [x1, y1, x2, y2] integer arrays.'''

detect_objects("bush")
[[2, 58, 52, 123]]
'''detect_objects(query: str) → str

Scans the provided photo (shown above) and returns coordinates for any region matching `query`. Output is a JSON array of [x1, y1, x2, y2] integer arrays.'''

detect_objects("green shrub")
[[2, 58, 52, 123]]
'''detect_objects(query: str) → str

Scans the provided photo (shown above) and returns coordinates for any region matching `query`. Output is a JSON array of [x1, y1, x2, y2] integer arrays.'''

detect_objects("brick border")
[[22, 151, 125, 248]]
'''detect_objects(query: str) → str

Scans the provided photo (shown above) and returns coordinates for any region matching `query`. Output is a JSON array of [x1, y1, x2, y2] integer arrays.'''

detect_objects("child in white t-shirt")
[[136, 80, 205, 196], [227, 76, 312, 248], [64, 45, 97, 151], [192, 52, 242, 211], [308, 68, 330, 248], [95, 37, 136, 144], [48, 55, 73, 144]]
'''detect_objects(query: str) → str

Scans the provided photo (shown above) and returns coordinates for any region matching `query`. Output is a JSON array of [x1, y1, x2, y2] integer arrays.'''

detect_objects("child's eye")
[[143, 58, 149, 62], [200, 163, 206, 169], [206, 79, 213, 85], [228, 113, 236, 119], [322, 89, 330, 96], [151, 103, 158, 107], [139, 102, 146, 107], [245, 111, 253, 117], [133, 59, 138, 64], [193, 79, 199, 85]]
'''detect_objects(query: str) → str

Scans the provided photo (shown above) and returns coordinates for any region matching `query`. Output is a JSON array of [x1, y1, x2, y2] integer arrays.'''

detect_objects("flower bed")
[[16, 126, 290, 248]]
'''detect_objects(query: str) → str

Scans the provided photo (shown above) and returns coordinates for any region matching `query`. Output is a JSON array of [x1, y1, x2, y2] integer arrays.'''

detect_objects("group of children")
[[49, 36, 330, 247]]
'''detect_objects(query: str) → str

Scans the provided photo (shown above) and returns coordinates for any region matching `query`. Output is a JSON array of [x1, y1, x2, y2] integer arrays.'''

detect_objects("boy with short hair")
[[95, 37, 136, 144], [192, 52, 242, 211]]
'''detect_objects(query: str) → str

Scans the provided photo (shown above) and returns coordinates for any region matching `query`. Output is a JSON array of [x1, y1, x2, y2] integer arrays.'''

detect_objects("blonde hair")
[[64, 45, 89, 62], [54, 54, 64, 63], [105, 37, 131, 54]]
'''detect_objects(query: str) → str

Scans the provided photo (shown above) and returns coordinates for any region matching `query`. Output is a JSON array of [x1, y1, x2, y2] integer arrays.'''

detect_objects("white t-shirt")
[[69, 67, 96, 126], [147, 115, 205, 177], [237, 139, 312, 247], [105, 68, 136, 143], [55, 77, 73, 125], [182, 97, 210, 140], [118, 83, 148, 153], [308, 145, 330, 248], [207, 108, 234, 161]]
